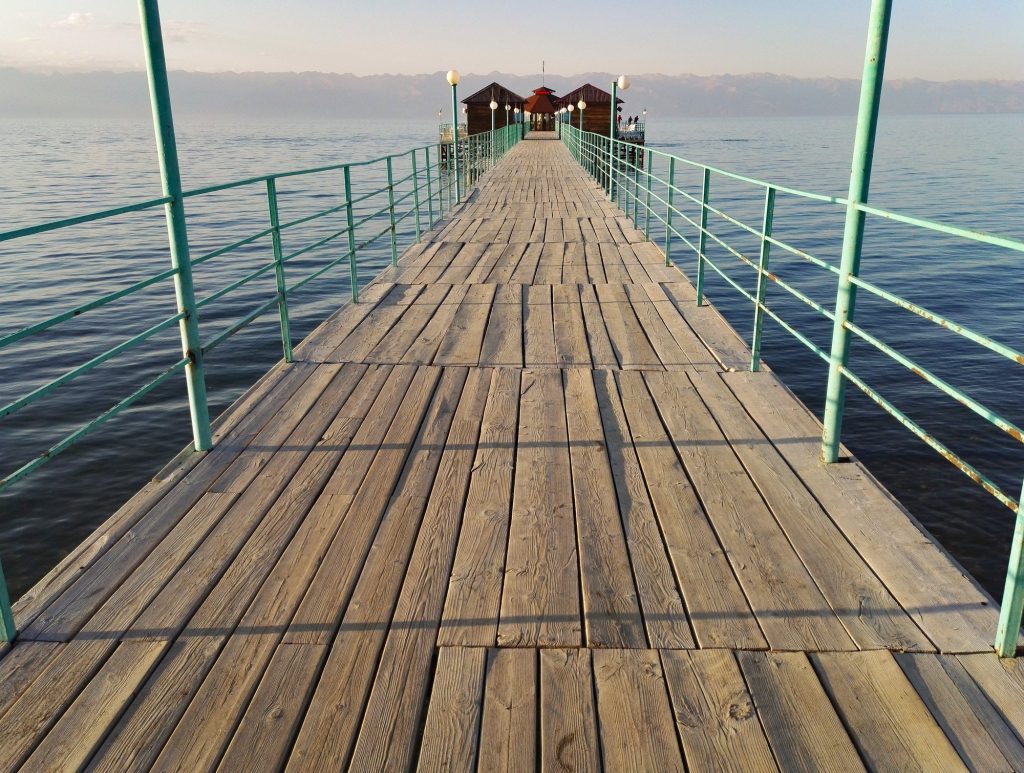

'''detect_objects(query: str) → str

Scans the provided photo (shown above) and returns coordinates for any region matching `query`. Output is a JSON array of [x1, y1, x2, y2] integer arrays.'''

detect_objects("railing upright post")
[[265, 177, 293, 362], [821, 0, 893, 462], [425, 146, 435, 228], [0, 558, 14, 642], [344, 165, 359, 302], [695, 168, 711, 306], [411, 148, 422, 242], [386, 156, 398, 266], [139, 0, 212, 452], [996, 480, 1024, 657], [644, 149, 652, 239], [450, 80, 461, 203], [750, 186, 776, 371], [664, 157, 675, 266], [608, 80, 617, 200]]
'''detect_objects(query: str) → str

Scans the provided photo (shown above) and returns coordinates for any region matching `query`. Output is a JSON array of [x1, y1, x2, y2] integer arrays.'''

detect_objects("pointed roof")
[[461, 81, 525, 106], [524, 85, 559, 114], [555, 83, 624, 107]]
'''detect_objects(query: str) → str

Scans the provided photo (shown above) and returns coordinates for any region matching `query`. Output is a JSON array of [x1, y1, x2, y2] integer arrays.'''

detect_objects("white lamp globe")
[[577, 99, 586, 110], [617, 75, 630, 90], [566, 104, 574, 113], [489, 100, 498, 110], [446, 70, 460, 86]]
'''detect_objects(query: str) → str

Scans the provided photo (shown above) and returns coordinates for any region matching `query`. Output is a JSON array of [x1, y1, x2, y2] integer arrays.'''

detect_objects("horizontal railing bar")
[[839, 363, 1018, 511], [853, 202, 1024, 253], [196, 260, 277, 309], [281, 227, 349, 263], [0, 266, 179, 350], [0, 196, 172, 243], [277, 202, 348, 232], [201, 295, 280, 355], [849, 274, 1024, 366], [0, 310, 185, 420], [763, 303, 832, 363], [190, 226, 274, 267], [0, 357, 189, 493], [286, 253, 348, 294], [844, 319, 1024, 443]]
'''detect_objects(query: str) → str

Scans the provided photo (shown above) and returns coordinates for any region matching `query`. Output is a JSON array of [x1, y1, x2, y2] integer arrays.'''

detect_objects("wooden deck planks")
[[2, 131, 1017, 773]]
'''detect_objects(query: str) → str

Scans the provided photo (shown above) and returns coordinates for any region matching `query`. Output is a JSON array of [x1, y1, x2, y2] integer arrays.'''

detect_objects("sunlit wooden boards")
[[2, 131, 1018, 773]]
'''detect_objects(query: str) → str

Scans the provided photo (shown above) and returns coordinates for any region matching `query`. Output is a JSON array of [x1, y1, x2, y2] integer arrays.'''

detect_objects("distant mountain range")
[[2, 68, 1022, 120]]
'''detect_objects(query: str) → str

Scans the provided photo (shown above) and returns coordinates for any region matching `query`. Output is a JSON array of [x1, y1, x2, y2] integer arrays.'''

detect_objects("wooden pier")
[[3, 132, 1024, 771]]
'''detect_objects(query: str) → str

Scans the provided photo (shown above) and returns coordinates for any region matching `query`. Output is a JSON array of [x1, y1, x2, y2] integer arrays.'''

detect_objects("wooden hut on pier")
[[556, 83, 625, 135], [461, 82, 525, 135]]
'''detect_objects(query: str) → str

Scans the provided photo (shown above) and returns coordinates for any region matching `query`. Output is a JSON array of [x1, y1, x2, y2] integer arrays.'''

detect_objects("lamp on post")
[[566, 103, 574, 129], [608, 74, 630, 199], [577, 99, 586, 130], [446, 69, 461, 203], [489, 99, 498, 131], [505, 103, 511, 130]]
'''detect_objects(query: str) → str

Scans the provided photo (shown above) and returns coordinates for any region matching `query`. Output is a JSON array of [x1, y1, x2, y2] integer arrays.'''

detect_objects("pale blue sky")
[[3, 1, 1022, 80]]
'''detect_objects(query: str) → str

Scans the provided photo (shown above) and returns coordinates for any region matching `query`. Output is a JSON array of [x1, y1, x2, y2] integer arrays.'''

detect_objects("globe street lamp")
[[489, 99, 498, 131], [577, 99, 586, 130], [446, 69, 461, 202], [609, 74, 630, 199]]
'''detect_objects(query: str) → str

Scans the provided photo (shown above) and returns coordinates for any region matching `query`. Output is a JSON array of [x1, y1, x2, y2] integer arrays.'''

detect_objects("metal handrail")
[[562, 116, 1024, 654]]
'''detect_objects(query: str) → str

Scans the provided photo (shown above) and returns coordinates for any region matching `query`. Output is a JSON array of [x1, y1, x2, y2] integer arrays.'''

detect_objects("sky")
[[2, 1, 1022, 81]]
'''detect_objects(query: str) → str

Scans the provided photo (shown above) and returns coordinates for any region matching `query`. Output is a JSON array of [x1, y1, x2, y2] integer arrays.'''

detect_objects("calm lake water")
[[1, 114, 1022, 602]]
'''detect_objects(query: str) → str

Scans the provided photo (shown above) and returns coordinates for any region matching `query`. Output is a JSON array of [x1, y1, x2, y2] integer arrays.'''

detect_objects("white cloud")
[[53, 12, 94, 28]]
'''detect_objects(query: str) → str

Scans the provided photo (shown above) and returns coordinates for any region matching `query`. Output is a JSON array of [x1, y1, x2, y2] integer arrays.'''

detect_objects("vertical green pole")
[[996, 481, 1024, 657], [344, 165, 358, 302], [664, 157, 675, 266], [821, 0, 893, 462], [451, 83, 461, 203], [425, 145, 435, 228], [608, 81, 617, 199], [644, 149, 652, 239], [0, 558, 14, 642], [750, 186, 776, 372], [695, 168, 711, 306], [139, 0, 211, 452], [386, 156, 398, 266], [265, 177, 292, 362], [411, 148, 422, 242]]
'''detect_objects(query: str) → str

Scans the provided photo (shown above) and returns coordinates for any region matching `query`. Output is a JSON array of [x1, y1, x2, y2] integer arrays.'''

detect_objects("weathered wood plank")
[[812, 651, 968, 771], [499, 369, 581, 647], [478, 648, 537, 773], [564, 369, 646, 648], [738, 651, 864, 773], [417, 647, 487, 772], [438, 369, 520, 647], [540, 649, 600, 773], [593, 649, 684, 773]]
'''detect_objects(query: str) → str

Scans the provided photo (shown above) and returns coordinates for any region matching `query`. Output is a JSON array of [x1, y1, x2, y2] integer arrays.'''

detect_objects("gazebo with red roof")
[[524, 85, 559, 130]]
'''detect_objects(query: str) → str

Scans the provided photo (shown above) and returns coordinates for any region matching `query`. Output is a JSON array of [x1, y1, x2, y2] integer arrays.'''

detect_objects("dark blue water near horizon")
[[1, 113, 1022, 606]]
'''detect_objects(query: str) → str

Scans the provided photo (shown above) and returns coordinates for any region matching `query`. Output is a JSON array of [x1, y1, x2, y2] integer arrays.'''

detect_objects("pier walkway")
[[4, 132, 1024, 771]]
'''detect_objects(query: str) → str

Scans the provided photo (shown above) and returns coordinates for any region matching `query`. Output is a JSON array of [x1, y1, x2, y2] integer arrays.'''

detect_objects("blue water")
[[1, 114, 1022, 603]]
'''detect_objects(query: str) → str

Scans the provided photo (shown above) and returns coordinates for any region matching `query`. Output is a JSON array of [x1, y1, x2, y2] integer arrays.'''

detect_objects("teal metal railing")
[[0, 120, 520, 643], [562, 116, 1024, 653]]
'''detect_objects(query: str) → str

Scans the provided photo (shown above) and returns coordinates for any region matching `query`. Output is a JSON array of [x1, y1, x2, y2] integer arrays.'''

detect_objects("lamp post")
[[490, 99, 497, 131], [505, 103, 510, 129], [577, 99, 586, 130], [524, 110, 531, 137], [609, 74, 630, 199], [566, 103, 574, 136], [447, 69, 461, 203]]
